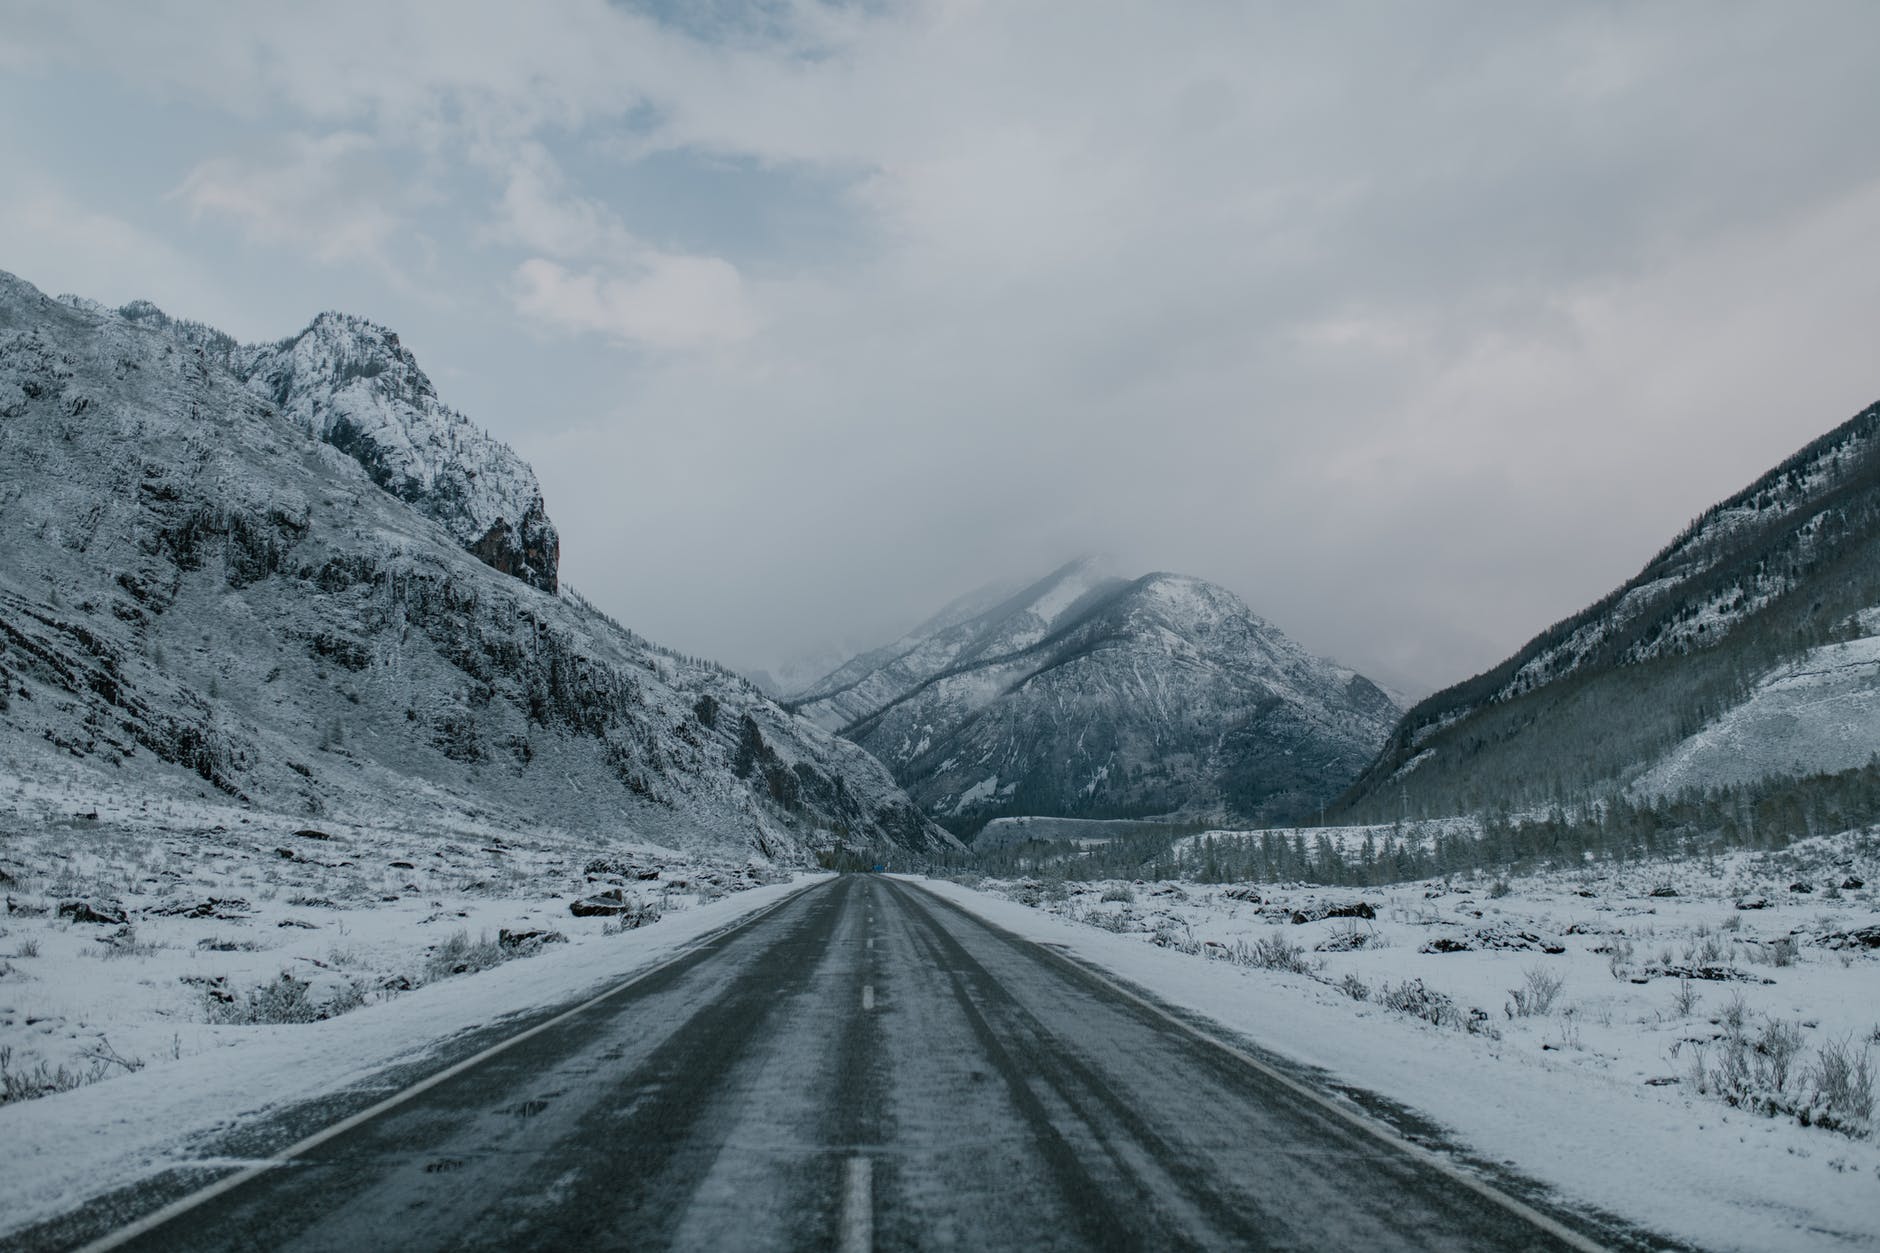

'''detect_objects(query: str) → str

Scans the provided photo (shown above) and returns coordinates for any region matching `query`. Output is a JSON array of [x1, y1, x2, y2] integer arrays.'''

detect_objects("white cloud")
[[511, 255, 757, 350], [0, 177, 248, 330], [173, 132, 407, 266], [12, 1, 1880, 687]]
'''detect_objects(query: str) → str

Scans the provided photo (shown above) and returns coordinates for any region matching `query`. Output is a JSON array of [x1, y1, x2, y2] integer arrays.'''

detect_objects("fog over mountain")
[[6, 5, 1880, 698], [790, 559, 1400, 835]]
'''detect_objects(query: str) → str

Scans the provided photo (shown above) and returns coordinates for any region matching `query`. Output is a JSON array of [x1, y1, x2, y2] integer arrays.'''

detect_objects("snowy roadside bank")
[[912, 841, 1880, 1253], [0, 829, 822, 1241]]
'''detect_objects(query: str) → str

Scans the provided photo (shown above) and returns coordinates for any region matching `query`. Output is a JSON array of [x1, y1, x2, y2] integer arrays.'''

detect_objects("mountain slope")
[[793, 565, 1399, 835], [1343, 398, 1880, 818], [2, 271, 956, 861], [65, 295, 560, 593], [793, 558, 1121, 731]]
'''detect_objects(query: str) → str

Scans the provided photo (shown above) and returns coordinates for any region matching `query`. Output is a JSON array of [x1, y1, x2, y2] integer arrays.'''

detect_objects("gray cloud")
[[6, 1, 1880, 696]]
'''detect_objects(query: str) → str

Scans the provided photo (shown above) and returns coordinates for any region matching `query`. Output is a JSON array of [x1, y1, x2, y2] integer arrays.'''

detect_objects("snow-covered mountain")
[[793, 559, 1116, 732], [791, 561, 1400, 835], [2, 271, 956, 861], [67, 296, 559, 593], [1344, 398, 1880, 818]]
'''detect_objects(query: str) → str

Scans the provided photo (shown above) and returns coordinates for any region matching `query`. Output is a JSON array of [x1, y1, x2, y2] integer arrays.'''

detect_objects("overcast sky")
[[5, 2, 1880, 696]]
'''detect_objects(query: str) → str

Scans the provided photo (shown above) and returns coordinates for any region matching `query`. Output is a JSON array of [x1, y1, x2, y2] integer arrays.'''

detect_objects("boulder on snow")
[[58, 899, 128, 925], [1289, 901, 1375, 924], [1818, 926, 1880, 951], [498, 928, 567, 949]]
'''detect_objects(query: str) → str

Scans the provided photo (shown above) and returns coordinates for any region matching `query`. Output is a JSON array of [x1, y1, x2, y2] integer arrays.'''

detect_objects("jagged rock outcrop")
[[84, 298, 559, 593]]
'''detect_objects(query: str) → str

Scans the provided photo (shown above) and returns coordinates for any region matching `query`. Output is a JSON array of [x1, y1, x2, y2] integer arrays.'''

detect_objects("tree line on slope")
[[918, 757, 1880, 887]]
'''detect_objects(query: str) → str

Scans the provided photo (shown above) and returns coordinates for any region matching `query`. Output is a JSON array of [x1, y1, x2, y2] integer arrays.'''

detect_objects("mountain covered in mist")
[[1344, 398, 1880, 820], [0, 271, 956, 861], [791, 560, 1401, 836]]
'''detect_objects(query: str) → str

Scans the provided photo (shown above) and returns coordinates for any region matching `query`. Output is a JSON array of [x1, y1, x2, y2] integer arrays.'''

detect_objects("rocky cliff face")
[[92, 299, 560, 594], [793, 563, 1400, 835], [7, 271, 956, 861]]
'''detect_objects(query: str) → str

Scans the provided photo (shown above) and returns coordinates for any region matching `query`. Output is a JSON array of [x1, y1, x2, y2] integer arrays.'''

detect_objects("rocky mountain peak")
[[59, 292, 559, 595], [792, 562, 1400, 834]]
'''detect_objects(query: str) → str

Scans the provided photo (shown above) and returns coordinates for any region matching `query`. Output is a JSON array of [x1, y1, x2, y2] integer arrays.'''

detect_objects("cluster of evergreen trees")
[[921, 758, 1880, 887]]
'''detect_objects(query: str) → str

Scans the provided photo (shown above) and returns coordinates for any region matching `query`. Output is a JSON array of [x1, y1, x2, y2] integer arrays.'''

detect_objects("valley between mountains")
[[1, 269, 1877, 1252]]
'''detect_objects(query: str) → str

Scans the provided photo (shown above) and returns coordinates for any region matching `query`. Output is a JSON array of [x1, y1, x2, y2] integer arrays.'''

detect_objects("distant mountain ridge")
[[792, 561, 1400, 835], [6, 270, 956, 861], [1343, 398, 1880, 818]]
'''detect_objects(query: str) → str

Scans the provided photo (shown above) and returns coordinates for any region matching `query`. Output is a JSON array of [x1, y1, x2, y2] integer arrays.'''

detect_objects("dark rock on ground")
[[498, 928, 568, 949], [58, 900, 128, 925]]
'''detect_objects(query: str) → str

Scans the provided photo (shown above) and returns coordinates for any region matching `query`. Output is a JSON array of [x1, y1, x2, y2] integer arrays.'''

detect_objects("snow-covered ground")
[[0, 776, 819, 1239], [922, 832, 1880, 1252]]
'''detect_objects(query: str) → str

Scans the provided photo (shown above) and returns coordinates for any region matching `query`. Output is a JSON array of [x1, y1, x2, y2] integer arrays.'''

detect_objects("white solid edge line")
[[898, 880, 1609, 1253], [72, 880, 823, 1253]]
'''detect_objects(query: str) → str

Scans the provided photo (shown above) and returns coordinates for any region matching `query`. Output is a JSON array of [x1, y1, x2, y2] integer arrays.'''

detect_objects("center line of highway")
[[839, 1156, 873, 1253], [866, 937, 874, 950], [862, 984, 875, 1010]]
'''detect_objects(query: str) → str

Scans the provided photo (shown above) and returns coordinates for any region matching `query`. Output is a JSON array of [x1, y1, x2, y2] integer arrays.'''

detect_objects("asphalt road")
[[54, 876, 1606, 1252]]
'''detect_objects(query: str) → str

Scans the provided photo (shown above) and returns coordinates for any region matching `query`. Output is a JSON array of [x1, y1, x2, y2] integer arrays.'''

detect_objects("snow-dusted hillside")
[[66, 295, 559, 594], [795, 563, 1399, 834], [1, 270, 955, 862], [1347, 398, 1880, 818], [792, 558, 1110, 731], [1634, 609, 1880, 798]]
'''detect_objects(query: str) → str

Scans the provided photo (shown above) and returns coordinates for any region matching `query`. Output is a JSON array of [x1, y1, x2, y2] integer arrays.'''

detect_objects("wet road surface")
[[41, 876, 1607, 1252]]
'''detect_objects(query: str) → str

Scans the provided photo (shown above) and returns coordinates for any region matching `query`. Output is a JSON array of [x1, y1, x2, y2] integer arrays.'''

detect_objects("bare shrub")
[[323, 979, 369, 1018], [1378, 979, 1497, 1036], [1316, 920, 1385, 952], [1809, 1037, 1876, 1136], [1242, 934, 1313, 973], [1605, 938, 1635, 980], [424, 931, 506, 981], [1100, 885, 1135, 904], [207, 971, 323, 1025], [1672, 978, 1701, 1018], [1711, 1017, 1807, 1112], [14, 938, 38, 958], [1151, 920, 1200, 955], [1507, 966, 1565, 1018], [0, 1045, 111, 1105], [1339, 972, 1371, 1002]]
